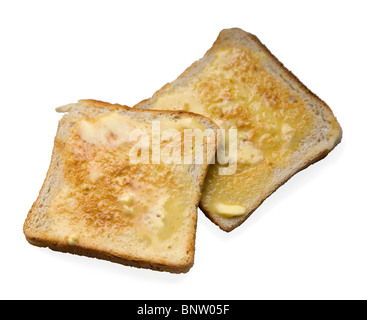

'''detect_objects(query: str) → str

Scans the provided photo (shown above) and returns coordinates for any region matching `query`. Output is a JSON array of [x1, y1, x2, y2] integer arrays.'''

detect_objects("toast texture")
[[24, 99, 217, 273], [134, 28, 342, 231]]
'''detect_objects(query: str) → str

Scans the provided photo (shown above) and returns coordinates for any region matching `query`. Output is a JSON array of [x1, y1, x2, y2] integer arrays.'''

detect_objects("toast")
[[135, 28, 342, 231], [23, 99, 217, 273]]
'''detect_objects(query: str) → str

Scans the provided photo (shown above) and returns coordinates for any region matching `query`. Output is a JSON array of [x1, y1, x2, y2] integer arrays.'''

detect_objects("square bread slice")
[[23, 99, 217, 273], [134, 28, 342, 232]]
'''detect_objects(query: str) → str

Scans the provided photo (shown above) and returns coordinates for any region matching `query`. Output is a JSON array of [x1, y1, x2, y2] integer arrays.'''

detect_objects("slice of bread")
[[23, 99, 217, 273], [134, 28, 342, 232]]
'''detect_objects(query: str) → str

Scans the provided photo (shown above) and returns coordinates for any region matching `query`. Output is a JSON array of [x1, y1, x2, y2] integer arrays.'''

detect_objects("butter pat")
[[281, 123, 295, 142], [143, 207, 167, 232], [67, 234, 79, 245], [119, 193, 135, 215], [78, 111, 133, 147], [122, 205, 134, 215], [215, 202, 246, 217], [118, 194, 134, 205], [236, 141, 264, 165]]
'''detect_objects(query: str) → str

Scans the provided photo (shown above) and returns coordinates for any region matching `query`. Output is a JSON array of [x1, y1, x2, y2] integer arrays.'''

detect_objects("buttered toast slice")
[[23, 99, 217, 273], [135, 28, 342, 232]]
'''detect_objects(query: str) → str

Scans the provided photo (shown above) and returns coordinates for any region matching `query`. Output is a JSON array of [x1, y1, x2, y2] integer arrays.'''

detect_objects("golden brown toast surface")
[[24, 100, 217, 272]]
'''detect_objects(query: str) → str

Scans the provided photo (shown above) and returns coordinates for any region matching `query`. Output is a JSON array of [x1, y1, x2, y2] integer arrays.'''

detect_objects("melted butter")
[[49, 112, 205, 248], [77, 111, 133, 147], [150, 47, 314, 217]]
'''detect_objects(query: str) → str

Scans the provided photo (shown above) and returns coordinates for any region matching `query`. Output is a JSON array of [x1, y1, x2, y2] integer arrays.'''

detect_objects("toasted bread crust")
[[25, 235, 194, 273]]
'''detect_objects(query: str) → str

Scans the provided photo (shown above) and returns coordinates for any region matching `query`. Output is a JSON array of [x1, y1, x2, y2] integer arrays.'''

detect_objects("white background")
[[1, 0, 366, 300]]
